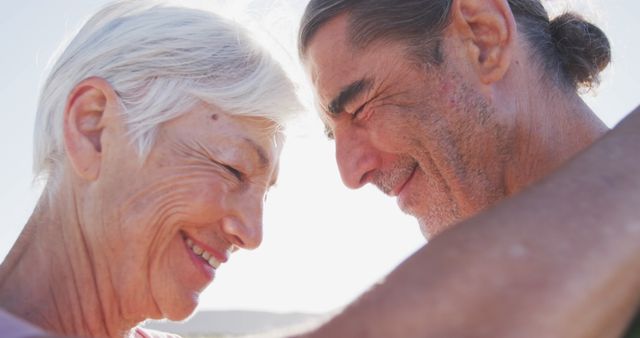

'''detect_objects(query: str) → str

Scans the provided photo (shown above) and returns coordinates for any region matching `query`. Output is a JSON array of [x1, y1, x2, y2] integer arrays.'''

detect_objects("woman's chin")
[[150, 279, 202, 321], [161, 294, 199, 321]]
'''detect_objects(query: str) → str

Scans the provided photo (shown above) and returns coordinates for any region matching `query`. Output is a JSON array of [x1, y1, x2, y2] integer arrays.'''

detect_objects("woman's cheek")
[[176, 177, 233, 222]]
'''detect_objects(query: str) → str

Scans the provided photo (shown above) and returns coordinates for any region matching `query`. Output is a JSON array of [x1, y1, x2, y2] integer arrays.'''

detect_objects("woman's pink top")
[[0, 308, 180, 338], [0, 308, 45, 337]]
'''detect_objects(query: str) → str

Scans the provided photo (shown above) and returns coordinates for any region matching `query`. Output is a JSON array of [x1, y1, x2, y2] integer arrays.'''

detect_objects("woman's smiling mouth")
[[185, 237, 223, 269], [181, 232, 230, 281]]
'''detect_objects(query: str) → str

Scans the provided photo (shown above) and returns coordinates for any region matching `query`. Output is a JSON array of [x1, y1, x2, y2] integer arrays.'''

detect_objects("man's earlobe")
[[450, 0, 516, 84], [63, 77, 116, 181]]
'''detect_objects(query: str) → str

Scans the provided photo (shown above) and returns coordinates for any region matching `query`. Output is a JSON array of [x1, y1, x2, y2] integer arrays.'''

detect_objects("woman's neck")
[[0, 188, 136, 337]]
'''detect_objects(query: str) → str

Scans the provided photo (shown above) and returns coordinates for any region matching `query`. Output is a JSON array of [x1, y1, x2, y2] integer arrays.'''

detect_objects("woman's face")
[[84, 104, 282, 321]]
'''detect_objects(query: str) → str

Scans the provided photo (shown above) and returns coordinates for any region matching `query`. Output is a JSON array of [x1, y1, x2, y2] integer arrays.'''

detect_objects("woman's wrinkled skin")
[[0, 78, 282, 337]]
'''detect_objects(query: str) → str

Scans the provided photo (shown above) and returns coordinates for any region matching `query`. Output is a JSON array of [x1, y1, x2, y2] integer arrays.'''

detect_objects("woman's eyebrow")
[[242, 137, 270, 169]]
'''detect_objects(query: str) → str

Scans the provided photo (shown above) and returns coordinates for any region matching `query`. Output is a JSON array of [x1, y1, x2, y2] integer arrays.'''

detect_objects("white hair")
[[34, 0, 302, 183]]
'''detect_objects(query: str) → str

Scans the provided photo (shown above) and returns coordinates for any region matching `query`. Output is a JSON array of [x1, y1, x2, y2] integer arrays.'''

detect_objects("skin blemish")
[[210, 114, 218, 121], [439, 81, 452, 95]]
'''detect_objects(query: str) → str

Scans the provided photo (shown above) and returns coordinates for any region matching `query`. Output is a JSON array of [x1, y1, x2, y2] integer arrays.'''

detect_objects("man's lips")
[[390, 163, 418, 197]]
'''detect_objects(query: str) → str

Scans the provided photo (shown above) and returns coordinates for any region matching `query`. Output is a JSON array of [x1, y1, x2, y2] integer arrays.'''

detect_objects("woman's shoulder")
[[0, 308, 45, 338], [135, 327, 182, 338]]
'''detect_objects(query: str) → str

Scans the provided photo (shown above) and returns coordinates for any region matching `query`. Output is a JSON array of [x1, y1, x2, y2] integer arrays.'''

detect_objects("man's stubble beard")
[[406, 67, 509, 239]]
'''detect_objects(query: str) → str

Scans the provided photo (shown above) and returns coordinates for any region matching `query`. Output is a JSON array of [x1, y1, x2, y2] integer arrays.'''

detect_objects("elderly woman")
[[0, 1, 301, 337]]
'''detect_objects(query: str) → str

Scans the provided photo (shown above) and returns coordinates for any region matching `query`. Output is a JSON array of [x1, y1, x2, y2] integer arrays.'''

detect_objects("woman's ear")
[[448, 0, 516, 84], [63, 77, 118, 181]]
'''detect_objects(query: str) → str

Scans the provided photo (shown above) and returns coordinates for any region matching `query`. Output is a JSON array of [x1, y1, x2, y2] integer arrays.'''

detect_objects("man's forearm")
[[296, 105, 640, 338]]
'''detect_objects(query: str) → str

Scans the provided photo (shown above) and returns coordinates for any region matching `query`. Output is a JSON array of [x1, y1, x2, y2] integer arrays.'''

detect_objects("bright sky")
[[0, 0, 638, 315]]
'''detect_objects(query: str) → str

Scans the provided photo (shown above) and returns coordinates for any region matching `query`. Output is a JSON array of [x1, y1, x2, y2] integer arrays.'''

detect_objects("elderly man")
[[300, 0, 610, 238], [295, 0, 640, 336]]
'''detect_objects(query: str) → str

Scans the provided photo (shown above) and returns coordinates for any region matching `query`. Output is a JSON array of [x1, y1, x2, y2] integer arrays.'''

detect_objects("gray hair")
[[299, 0, 610, 90], [35, 0, 302, 182]]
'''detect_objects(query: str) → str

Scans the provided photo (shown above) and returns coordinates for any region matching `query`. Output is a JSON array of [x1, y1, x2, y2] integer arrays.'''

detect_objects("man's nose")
[[221, 193, 264, 250], [334, 129, 379, 189]]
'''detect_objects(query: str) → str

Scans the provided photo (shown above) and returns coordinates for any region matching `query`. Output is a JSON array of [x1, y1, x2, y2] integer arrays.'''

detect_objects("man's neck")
[[503, 83, 608, 195], [0, 188, 137, 337]]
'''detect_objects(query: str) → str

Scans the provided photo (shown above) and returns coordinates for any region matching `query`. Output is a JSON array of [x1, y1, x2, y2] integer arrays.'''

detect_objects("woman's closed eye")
[[221, 163, 243, 181]]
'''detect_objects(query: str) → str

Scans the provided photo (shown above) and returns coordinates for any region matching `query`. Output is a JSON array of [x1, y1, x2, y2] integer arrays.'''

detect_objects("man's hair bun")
[[549, 12, 611, 89]]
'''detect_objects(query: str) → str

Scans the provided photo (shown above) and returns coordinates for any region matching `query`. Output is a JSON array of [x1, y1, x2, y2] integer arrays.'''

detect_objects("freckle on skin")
[[439, 82, 451, 96], [210, 114, 218, 121]]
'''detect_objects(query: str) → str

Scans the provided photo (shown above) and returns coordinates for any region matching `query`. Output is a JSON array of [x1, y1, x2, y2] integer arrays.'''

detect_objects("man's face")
[[304, 15, 510, 238]]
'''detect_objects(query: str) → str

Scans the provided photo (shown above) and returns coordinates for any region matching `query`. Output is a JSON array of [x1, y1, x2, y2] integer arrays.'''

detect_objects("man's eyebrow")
[[327, 78, 372, 116]]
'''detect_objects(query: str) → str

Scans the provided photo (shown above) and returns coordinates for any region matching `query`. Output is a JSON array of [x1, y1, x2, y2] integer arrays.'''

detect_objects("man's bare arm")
[[295, 105, 640, 338]]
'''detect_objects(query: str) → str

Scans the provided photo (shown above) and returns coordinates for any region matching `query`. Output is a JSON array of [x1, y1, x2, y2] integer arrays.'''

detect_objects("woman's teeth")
[[185, 238, 222, 269]]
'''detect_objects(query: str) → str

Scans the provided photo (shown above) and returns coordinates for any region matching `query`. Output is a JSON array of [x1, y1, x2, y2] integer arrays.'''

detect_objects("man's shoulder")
[[0, 308, 45, 338]]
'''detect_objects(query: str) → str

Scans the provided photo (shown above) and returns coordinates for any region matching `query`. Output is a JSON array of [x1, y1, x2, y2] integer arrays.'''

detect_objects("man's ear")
[[63, 77, 118, 181], [448, 0, 516, 84]]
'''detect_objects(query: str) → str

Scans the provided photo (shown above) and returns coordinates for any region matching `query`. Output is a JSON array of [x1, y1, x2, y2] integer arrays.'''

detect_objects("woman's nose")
[[221, 193, 264, 250]]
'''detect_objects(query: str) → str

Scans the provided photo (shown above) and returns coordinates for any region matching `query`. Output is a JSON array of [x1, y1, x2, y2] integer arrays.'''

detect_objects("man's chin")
[[417, 214, 462, 241], [418, 219, 431, 240], [418, 218, 439, 241]]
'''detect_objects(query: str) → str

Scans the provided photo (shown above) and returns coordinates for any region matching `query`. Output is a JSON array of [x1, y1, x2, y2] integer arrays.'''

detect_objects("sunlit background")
[[1, 0, 638, 317]]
